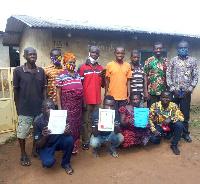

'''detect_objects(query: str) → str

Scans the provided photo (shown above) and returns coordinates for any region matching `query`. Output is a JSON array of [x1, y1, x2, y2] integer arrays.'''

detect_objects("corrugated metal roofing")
[[3, 14, 200, 46]]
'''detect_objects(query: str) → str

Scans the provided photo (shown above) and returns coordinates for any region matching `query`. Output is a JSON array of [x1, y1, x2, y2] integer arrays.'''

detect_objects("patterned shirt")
[[144, 56, 168, 96], [44, 64, 63, 105], [166, 55, 199, 92], [149, 101, 184, 132], [56, 70, 83, 91], [130, 63, 144, 93]]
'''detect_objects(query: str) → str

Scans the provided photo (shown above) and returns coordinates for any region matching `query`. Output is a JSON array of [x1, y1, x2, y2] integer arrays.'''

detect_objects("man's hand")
[[83, 99, 87, 111], [64, 123, 71, 135], [162, 117, 171, 125], [42, 126, 51, 137], [173, 90, 180, 98], [153, 130, 161, 136], [143, 91, 149, 101]]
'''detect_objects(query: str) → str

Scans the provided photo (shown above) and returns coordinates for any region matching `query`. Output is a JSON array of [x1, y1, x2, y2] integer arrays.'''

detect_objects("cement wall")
[[0, 35, 9, 67], [18, 28, 200, 104]]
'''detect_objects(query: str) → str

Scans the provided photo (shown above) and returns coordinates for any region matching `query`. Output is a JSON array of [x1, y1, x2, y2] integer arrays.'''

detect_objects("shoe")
[[82, 144, 89, 150], [182, 134, 192, 142], [170, 145, 180, 155], [109, 148, 119, 158]]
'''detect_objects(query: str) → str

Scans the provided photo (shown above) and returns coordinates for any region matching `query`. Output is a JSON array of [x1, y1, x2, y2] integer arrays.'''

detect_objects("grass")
[[190, 105, 200, 141], [5, 135, 17, 144]]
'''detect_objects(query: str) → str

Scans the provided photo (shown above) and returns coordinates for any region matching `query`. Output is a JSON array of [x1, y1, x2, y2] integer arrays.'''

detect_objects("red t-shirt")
[[78, 60, 103, 104]]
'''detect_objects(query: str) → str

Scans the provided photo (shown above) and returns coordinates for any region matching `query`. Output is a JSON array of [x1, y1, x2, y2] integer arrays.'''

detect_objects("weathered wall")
[[19, 26, 52, 67], [18, 28, 200, 104], [0, 35, 9, 67]]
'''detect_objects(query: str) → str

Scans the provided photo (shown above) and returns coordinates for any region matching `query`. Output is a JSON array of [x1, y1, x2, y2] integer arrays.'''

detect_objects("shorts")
[[17, 113, 43, 139]]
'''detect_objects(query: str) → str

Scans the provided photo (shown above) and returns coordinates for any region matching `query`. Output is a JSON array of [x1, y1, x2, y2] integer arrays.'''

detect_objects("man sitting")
[[33, 99, 74, 175], [149, 91, 184, 155], [90, 95, 124, 157]]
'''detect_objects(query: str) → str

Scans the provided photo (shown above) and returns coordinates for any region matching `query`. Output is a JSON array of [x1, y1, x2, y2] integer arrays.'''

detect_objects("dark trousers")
[[147, 95, 161, 108], [39, 135, 74, 168], [150, 121, 183, 146], [173, 94, 191, 135]]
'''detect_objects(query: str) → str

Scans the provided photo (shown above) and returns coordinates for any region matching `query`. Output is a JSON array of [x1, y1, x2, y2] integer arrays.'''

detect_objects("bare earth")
[[1, 118, 200, 184]]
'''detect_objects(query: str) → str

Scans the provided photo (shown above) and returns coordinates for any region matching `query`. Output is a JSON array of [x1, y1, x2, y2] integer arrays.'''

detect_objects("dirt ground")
[[1, 117, 200, 184]]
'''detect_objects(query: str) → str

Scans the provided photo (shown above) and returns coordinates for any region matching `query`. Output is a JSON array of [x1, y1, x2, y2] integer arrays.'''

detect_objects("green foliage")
[[5, 135, 17, 144]]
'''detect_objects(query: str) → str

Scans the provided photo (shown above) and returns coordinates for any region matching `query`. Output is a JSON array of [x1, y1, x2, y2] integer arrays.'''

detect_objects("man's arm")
[[14, 88, 19, 115], [127, 78, 130, 103], [105, 77, 110, 96], [43, 87, 47, 100], [143, 74, 148, 101], [56, 87, 62, 110], [35, 126, 51, 148]]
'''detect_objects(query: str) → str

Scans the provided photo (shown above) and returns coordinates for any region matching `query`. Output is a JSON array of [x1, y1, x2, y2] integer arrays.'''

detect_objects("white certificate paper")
[[98, 108, 115, 131], [48, 110, 67, 134]]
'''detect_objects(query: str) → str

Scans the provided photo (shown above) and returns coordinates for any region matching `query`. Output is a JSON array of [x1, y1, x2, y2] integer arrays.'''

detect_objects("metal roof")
[[3, 14, 200, 46]]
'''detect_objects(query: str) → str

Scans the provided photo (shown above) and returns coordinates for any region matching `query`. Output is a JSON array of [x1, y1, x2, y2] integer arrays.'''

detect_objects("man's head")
[[114, 46, 125, 62], [50, 49, 62, 66], [130, 92, 142, 107], [153, 42, 163, 59], [23, 47, 37, 64], [42, 99, 55, 118], [160, 90, 172, 107], [178, 41, 189, 57], [103, 95, 115, 110], [130, 50, 140, 65], [88, 46, 100, 64]]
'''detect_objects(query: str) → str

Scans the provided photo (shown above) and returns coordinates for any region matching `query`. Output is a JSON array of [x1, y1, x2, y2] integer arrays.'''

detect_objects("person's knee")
[[42, 158, 55, 168], [175, 121, 184, 130], [90, 135, 100, 148], [110, 133, 124, 145]]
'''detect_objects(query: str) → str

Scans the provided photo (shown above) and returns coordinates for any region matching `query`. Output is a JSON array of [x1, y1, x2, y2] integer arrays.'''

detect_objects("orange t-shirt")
[[106, 61, 132, 100]]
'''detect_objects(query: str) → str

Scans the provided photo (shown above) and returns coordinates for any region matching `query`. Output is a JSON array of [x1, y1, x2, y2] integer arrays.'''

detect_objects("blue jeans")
[[150, 121, 183, 146], [39, 135, 74, 168], [90, 132, 124, 149]]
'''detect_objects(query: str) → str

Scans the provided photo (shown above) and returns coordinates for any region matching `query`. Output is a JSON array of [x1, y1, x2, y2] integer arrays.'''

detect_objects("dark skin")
[[14, 48, 47, 164], [153, 92, 172, 136], [56, 57, 76, 110], [105, 48, 130, 103], [50, 50, 62, 68], [130, 53, 148, 101], [92, 99, 120, 137], [35, 101, 71, 148], [173, 42, 191, 98]]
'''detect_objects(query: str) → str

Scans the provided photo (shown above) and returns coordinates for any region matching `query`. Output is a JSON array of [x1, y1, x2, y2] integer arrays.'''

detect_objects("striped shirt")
[[78, 59, 104, 104], [44, 64, 63, 105], [56, 70, 83, 91], [130, 64, 144, 93]]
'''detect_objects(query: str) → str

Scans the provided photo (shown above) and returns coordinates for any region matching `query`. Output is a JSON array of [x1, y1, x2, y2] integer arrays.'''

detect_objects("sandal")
[[64, 164, 74, 175], [20, 157, 31, 166], [82, 144, 89, 150]]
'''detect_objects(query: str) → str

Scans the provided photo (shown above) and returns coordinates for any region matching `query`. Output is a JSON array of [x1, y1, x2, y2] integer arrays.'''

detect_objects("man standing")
[[166, 41, 199, 142], [13, 47, 47, 166], [78, 46, 104, 150], [44, 49, 63, 109], [105, 46, 132, 112], [90, 95, 124, 157], [144, 42, 168, 108], [129, 50, 147, 107]]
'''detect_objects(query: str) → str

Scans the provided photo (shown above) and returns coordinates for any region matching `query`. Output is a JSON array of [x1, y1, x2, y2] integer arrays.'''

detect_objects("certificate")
[[98, 108, 115, 131], [48, 110, 67, 134], [134, 107, 149, 128]]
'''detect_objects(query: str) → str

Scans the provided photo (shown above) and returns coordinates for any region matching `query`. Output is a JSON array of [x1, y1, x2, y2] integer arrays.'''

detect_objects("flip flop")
[[31, 153, 39, 158], [64, 164, 74, 175], [20, 157, 31, 166]]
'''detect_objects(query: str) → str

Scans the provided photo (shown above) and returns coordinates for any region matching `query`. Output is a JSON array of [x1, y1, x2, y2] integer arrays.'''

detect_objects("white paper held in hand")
[[48, 110, 67, 134]]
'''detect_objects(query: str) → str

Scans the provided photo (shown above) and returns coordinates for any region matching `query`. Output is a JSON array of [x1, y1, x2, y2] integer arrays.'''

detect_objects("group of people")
[[13, 40, 199, 175]]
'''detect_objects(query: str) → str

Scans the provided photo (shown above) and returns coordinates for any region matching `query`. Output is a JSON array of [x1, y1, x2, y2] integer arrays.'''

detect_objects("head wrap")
[[63, 53, 76, 65]]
